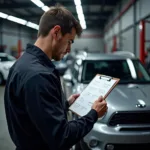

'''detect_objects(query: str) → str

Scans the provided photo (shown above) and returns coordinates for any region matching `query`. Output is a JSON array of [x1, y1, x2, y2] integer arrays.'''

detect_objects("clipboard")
[[69, 74, 120, 117]]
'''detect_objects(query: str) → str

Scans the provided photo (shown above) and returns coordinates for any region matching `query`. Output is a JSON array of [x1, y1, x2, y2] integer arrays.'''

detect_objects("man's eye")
[[68, 41, 72, 44]]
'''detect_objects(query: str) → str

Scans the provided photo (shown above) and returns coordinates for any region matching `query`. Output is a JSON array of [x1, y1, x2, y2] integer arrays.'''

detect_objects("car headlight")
[[89, 139, 99, 148]]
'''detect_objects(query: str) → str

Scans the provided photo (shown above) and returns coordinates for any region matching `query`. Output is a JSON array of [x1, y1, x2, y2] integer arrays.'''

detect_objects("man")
[[4, 5, 107, 150]]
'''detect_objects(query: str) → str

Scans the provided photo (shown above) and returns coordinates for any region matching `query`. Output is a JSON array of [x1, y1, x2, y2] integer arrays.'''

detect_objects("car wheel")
[[0, 73, 4, 85]]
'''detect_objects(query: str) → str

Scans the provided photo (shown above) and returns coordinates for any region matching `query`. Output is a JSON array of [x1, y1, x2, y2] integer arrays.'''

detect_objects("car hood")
[[0, 61, 15, 68], [79, 83, 150, 121], [107, 84, 150, 111]]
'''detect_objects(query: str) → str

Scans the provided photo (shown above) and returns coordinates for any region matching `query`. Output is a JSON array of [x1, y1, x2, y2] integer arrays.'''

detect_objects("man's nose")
[[67, 45, 71, 53]]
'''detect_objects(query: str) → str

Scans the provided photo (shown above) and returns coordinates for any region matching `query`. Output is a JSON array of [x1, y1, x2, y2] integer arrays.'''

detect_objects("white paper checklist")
[[69, 74, 119, 116]]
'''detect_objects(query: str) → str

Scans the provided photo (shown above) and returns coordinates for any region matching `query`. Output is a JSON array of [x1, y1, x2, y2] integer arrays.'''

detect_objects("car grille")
[[105, 143, 150, 150], [108, 111, 150, 126]]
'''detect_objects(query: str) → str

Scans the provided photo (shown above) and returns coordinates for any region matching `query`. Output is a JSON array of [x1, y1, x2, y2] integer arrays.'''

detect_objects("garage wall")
[[121, 28, 134, 53], [0, 21, 104, 55], [104, 0, 150, 59], [72, 29, 104, 53], [32, 29, 104, 53], [0, 19, 36, 56]]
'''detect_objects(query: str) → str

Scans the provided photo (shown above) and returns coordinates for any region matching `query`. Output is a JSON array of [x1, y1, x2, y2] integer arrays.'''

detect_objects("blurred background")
[[1, 0, 150, 150]]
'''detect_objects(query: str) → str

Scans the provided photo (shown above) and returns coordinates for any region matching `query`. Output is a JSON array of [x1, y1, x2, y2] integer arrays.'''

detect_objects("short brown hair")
[[38, 4, 82, 37]]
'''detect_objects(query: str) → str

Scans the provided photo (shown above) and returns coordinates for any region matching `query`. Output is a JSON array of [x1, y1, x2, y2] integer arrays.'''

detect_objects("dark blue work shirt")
[[4, 44, 98, 150]]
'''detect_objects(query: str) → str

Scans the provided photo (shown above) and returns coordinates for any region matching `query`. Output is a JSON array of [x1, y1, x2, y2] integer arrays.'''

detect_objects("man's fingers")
[[97, 96, 104, 102], [97, 100, 107, 109], [101, 104, 108, 110], [73, 94, 80, 99]]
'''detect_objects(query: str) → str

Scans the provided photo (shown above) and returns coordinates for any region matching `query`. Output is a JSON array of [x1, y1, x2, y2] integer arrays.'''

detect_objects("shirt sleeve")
[[24, 73, 98, 150]]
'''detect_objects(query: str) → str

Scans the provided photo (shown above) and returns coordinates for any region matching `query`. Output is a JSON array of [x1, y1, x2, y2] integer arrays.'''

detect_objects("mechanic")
[[4, 5, 107, 150]]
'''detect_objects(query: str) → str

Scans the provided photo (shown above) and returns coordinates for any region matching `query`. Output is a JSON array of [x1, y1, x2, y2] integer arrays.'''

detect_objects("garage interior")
[[0, 0, 150, 150]]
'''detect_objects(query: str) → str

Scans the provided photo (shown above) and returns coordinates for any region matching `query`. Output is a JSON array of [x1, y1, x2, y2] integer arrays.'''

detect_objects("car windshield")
[[81, 59, 150, 84], [0, 55, 16, 62]]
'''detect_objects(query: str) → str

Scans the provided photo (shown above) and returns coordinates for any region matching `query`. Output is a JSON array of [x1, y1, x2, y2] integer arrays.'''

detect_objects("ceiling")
[[0, 0, 120, 30]]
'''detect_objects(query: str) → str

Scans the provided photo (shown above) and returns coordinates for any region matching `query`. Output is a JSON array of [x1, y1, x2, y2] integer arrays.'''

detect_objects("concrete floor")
[[0, 86, 15, 150]]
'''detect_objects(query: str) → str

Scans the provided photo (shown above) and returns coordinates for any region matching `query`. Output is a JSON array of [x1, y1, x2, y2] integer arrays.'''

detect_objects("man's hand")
[[92, 96, 108, 118], [68, 94, 80, 106]]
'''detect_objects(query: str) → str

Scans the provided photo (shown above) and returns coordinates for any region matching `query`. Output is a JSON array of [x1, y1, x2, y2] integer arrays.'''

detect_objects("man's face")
[[52, 27, 76, 61]]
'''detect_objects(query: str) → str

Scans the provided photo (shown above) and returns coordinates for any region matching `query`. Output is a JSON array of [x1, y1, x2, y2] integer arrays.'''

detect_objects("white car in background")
[[0, 53, 16, 85]]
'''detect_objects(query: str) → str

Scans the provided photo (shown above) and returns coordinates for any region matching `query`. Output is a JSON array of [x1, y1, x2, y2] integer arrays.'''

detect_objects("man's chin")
[[53, 54, 65, 61], [60, 54, 65, 59], [54, 56, 63, 61]]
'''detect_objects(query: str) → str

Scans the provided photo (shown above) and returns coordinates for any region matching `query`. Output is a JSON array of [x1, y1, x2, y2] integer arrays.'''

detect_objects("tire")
[[0, 73, 4, 85]]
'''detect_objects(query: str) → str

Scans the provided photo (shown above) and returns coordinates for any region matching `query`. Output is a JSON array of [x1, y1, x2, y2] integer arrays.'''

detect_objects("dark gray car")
[[63, 52, 150, 150]]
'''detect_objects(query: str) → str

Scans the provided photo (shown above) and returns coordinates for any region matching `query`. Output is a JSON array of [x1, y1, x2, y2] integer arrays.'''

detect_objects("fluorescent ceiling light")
[[80, 20, 86, 26], [42, 6, 49, 12], [79, 19, 86, 29], [0, 12, 8, 19], [81, 23, 86, 29], [76, 5, 83, 15], [26, 22, 39, 30], [74, 0, 81, 6], [78, 13, 85, 22], [75, 3, 87, 29], [30, 0, 44, 8], [7, 16, 27, 25], [30, 1, 49, 12], [30, 0, 87, 29], [0, 12, 38, 30]]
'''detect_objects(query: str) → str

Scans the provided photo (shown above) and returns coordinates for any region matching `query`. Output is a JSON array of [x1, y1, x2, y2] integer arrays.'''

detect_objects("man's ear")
[[52, 25, 62, 40]]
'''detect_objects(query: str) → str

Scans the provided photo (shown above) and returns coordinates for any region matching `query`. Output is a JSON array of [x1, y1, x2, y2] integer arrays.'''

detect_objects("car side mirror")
[[63, 74, 74, 85]]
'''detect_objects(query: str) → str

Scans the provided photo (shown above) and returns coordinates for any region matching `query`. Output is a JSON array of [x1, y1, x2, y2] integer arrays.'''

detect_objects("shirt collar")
[[26, 43, 55, 69]]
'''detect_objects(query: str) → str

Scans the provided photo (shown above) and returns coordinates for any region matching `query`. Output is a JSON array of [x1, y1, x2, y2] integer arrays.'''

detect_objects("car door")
[[63, 61, 80, 99]]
